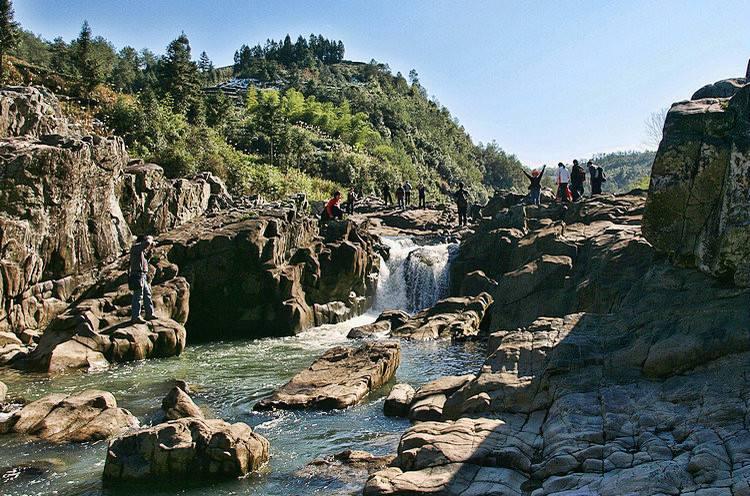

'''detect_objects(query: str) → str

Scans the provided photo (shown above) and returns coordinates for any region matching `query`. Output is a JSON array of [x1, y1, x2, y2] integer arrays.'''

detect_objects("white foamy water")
[[374, 236, 458, 313]]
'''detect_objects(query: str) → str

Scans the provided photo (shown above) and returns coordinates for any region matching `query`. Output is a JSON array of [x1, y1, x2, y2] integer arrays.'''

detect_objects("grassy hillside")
[[7, 27, 527, 203], [586, 150, 655, 192]]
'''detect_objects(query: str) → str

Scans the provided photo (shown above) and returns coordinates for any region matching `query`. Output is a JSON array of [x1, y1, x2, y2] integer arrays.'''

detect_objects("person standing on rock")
[[588, 160, 606, 195], [453, 182, 470, 226], [129, 235, 156, 324], [382, 183, 392, 206], [570, 160, 586, 201], [403, 181, 412, 207], [346, 188, 357, 214], [522, 165, 546, 206], [396, 184, 405, 210], [555, 162, 571, 204], [418, 182, 427, 208]]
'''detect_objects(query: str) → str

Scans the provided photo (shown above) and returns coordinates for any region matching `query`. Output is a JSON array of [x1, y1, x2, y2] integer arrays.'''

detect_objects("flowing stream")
[[0, 236, 480, 496]]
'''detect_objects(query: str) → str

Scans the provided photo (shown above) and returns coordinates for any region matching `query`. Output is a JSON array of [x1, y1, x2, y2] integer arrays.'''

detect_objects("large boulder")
[[103, 417, 269, 482], [161, 383, 203, 420], [120, 163, 232, 235], [254, 341, 401, 410], [643, 80, 750, 286], [0, 390, 138, 442], [383, 384, 415, 417], [15, 272, 188, 373], [387, 293, 493, 341], [0, 86, 68, 138], [162, 211, 380, 340]]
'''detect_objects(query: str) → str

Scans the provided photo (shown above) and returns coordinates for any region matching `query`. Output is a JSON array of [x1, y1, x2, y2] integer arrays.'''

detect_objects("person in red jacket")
[[322, 191, 344, 223]]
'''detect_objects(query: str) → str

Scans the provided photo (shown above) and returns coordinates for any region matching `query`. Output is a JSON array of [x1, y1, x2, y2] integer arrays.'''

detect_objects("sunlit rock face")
[[643, 78, 750, 286]]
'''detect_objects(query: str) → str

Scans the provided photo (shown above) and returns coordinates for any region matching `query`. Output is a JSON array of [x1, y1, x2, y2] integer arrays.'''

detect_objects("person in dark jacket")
[[396, 185, 405, 209], [588, 161, 606, 195], [382, 184, 392, 206], [129, 235, 155, 324], [453, 182, 470, 226], [523, 165, 546, 205], [570, 160, 586, 201], [403, 181, 412, 206], [346, 188, 357, 214], [417, 182, 427, 208]]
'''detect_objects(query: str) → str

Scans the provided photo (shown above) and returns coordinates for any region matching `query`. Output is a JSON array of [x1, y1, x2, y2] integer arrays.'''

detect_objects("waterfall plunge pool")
[[0, 236, 482, 496]]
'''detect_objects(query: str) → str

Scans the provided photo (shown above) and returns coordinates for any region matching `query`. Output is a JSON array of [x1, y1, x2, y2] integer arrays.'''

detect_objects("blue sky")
[[15, 0, 750, 166]]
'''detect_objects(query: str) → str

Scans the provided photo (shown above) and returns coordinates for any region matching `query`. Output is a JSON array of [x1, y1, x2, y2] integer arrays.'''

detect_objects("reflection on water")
[[0, 315, 485, 496]]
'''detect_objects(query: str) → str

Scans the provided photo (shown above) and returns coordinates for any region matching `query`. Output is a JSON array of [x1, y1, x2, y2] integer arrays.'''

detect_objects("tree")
[[408, 69, 420, 86], [644, 107, 669, 150], [159, 33, 201, 117], [0, 0, 20, 82], [74, 21, 106, 92], [49, 37, 72, 74], [111, 46, 139, 92], [197, 50, 214, 84]]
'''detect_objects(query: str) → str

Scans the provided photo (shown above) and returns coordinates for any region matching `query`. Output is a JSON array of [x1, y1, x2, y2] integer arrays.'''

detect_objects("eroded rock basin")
[[0, 315, 485, 495]]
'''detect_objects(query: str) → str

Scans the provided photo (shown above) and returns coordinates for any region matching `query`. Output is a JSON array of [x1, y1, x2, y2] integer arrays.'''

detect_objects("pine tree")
[[74, 21, 104, 92], [160, 33, 201, 116], [0, 0, 20, 82], [197, 50, 214, 84]]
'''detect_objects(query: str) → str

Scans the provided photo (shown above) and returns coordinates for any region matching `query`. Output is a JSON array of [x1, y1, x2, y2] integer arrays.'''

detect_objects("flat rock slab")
[[103, 417, 269, 482], [389, 293, 493, 341], [0, 390, 138, 443], [255, 341, 401, 410]]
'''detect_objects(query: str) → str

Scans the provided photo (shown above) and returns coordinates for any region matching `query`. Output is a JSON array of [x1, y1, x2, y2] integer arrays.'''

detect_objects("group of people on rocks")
[[523, 160, 606, 205], [382, 181, 427, 209]]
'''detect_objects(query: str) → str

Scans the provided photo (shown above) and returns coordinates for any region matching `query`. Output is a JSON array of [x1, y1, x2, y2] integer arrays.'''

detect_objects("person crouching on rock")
[[523, 165, 546, 205], [129, 235, 156, 324], [453, 182, 470, 226], [321, 191, 344, 224]]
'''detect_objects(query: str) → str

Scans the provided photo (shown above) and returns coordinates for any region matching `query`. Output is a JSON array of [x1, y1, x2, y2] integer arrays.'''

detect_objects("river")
[[0, 236, 483, 496]]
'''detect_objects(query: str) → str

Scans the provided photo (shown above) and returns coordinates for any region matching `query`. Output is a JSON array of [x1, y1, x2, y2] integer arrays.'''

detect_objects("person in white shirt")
[[555, 162, 571, 203]]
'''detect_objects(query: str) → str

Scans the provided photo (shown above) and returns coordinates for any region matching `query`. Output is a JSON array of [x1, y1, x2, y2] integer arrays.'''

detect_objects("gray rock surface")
[[384, 384, 415, 418], [161, 383, 203, 420], [254, 341, 401, 410], [0, 390, 138, 443], [103, 417, 269, 481], [387, 293, 493, 341], [366, 190, 750, 495], [643, 79, 750, 286]]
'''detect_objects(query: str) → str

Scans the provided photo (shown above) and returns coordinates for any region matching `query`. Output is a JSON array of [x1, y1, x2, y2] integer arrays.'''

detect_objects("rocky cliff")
[[0, 86, 381, 371], [365, 190, 750, 495], [643, 77, 750, 286]]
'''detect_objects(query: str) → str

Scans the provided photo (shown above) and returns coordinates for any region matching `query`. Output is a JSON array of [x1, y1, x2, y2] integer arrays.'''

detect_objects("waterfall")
[[374, 237, 458, 313]]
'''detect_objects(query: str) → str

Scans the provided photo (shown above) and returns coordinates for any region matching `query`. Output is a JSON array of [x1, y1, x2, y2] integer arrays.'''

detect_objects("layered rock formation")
[[103, 417, 269, 482], [255, 341, 401, 410], [643, 78, 750, 286], [366, 190, 750, 495], [0, 390, 138, 443], [0, 86, 383, 370], [451, 192, 649, 330]]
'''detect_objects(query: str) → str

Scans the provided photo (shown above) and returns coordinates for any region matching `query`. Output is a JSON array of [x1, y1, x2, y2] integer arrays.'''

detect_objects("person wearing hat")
[[129, 235, 156, 324], [522, 164, 546, 205]]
